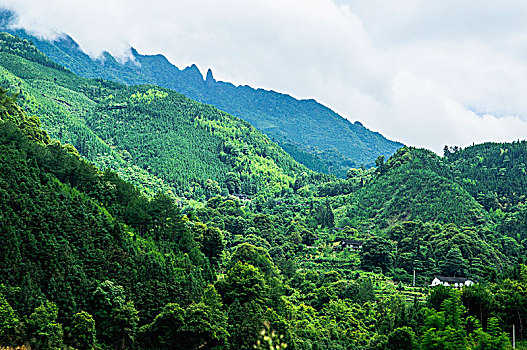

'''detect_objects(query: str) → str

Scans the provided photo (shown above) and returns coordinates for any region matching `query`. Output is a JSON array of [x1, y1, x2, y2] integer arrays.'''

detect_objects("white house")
[[337, 239, 364, 251], [430, 276, 475, 288]]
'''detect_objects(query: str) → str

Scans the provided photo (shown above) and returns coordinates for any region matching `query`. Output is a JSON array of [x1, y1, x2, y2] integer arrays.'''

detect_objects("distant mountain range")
[[0, 9, 403, 176]]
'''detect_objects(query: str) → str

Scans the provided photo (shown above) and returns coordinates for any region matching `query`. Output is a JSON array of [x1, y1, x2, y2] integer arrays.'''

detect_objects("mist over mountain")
[[0, 10, 402, 176]]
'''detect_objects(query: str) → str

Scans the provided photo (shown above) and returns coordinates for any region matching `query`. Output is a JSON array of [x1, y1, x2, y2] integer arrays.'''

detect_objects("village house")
[[336, 239, 364, 251], [232, 193, 251, 201], [430, 276, 475, 288]]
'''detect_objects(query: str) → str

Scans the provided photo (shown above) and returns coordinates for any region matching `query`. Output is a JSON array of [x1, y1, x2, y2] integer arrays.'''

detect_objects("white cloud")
[[2, 0, 527, 153]]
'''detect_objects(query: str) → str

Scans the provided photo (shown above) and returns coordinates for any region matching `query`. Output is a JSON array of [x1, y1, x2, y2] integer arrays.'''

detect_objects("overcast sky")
[[2, 0, 527, 153]]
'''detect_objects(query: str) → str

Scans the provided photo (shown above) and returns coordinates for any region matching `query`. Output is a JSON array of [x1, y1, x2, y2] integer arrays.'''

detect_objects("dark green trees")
[[441, 247, 468, 277], [138, 303, 186, 349], [222, 263, 269, 350], [0, 90, 212, 348], [90, 281, 139, 349], [421, 289, 510, 350], [472, 317, 509, 350], [386, 327, 417, 350], [360, 236, 393, 273], [138, 285, 228, 349], [314, 202, 335, 228]]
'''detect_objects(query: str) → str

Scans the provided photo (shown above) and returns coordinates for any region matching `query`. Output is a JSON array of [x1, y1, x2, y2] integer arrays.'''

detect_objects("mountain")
[[2, 75, 521, 350], [0, 87, 219, 348], [342, 147, 489, 229], [2, 26, 527, 350], [0, 10, 403, 175], [442, 142, 527, 212], [0, 32, 322, 199], [318, 141, 527, 231]]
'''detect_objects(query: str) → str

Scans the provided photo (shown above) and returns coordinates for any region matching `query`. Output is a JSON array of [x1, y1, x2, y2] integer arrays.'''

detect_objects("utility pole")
[[513, 324, 516, 349], [413, 269, 416, 287]]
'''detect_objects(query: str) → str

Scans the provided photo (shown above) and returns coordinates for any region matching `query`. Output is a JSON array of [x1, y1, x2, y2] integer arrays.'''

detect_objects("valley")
[[0, 29, 525, 350]]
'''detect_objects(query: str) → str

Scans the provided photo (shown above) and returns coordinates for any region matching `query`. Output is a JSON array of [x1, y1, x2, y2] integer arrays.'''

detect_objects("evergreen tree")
[[441, 247, 468, 277], [68, 311, 96, 350], [26, 301, 64, 350], [0, 292, 20, 346]]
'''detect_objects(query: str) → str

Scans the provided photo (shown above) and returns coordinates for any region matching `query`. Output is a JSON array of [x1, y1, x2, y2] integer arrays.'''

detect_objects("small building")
[[337, 239, 364, 251], [232, 193, 251, 201], [430, 276, 475, 288]]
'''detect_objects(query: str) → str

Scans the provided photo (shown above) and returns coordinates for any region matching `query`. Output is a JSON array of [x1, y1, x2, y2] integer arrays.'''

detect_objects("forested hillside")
[[443, 142, 527, 212], [2, 28, 527, 350], [0, 9, 403, 176], [345, 147, 489, 229], [1, 88, 524, 350], [0, 32, 322, 199], [0, 89, 215, 348]]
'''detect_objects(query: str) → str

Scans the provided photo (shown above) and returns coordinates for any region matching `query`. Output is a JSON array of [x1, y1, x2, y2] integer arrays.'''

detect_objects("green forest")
[[1, 31, 527, 350], [0, 11, 402, 176]]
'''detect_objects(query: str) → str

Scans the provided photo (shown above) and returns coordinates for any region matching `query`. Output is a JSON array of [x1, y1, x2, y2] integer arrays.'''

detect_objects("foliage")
[[68, 311, 96, 350], [2, 23, 403, 174], [0, 32, 318, 199], [2, 28, 527, 350], [0, 288, 21, 346], [254, 321, 288, 350], [26, 301, 64, 350]]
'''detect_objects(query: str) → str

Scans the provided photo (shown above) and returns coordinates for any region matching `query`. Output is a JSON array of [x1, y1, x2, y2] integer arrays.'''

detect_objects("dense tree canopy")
[[2, 30, 527, 350]]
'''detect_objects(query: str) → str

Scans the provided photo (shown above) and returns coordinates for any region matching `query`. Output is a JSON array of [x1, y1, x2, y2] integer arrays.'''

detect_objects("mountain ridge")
[[0, 31, 322, 199], [0, 11, 403, 176]]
